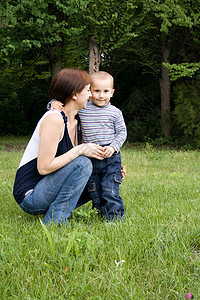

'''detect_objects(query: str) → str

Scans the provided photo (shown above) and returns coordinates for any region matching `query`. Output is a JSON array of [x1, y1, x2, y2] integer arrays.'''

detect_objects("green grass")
[[0, 137, 200, 299]]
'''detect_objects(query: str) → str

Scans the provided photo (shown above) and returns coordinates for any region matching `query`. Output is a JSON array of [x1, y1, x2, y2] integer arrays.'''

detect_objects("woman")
[[13, 68, 105, 225]]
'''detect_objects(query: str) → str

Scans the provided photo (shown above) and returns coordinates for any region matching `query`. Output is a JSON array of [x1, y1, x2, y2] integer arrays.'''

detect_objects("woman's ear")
[[72, 93, 78, 100]]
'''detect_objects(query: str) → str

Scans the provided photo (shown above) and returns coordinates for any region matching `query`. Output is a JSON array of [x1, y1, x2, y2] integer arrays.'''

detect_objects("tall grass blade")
[[39, 219, 55, 259]]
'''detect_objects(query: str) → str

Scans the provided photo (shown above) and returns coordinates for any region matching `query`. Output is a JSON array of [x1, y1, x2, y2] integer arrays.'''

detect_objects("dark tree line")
[[0, 0, 200, 147]]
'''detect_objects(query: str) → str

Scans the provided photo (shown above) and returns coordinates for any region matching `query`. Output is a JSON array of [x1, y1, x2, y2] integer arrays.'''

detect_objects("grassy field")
[[0, 136, 200, 299]]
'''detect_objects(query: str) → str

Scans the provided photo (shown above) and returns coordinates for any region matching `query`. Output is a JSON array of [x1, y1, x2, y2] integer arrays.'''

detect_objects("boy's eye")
[[104, 90, 109, 93]]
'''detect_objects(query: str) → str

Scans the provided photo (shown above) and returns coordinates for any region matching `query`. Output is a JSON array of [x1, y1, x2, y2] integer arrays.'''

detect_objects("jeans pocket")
[[24, 189, 34, 198], [87, 182, 102, 209], [87, 182, 96, 192], [114, 174, 122, 184]]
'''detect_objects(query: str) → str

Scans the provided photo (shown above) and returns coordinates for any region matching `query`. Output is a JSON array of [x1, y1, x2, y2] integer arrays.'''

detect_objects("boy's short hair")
[[90, 71, 114, 88], [49, 68, 90, 105]]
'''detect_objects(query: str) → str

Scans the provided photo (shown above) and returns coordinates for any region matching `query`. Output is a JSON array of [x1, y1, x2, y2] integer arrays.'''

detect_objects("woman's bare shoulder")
[[42, 111, 63, 125], [39, 111, 64, 137]]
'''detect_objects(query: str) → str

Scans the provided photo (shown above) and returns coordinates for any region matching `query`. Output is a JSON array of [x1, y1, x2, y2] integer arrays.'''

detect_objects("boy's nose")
[[99, 92, 104, 98]]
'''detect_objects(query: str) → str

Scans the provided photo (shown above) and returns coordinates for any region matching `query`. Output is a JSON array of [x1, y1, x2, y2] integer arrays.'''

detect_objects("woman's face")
[[76, 84, 92, 109]]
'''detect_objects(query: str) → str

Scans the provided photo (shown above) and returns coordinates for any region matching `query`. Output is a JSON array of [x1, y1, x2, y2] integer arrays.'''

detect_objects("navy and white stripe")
[[78, 101, 127, 152]]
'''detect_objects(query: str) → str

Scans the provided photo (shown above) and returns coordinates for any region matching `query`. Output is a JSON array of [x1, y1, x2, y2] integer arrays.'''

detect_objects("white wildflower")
[[115, 259, 126, 270]]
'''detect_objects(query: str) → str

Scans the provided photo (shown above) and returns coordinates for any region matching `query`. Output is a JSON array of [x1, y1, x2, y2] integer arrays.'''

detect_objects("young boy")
[[50, 71, 127, 221]]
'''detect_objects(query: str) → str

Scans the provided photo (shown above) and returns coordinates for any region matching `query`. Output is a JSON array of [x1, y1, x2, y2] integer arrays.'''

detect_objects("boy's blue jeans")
[[19, 156, 92, 225], [87, 152, 124, 221]]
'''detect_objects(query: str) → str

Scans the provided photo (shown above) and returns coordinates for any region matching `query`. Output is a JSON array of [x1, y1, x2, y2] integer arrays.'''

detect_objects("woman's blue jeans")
[[19, 156, 92, 225]]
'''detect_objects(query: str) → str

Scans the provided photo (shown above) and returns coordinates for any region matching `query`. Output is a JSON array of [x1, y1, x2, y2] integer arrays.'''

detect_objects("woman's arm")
[[37, 114, 104, 175]]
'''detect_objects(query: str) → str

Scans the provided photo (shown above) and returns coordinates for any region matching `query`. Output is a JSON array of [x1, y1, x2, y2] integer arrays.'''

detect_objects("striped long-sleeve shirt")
[[78, 101, 127, 152]]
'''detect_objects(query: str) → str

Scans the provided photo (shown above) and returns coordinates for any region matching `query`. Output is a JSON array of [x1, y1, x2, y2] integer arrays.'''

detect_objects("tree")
[[109, 0, 200, 138], [89, 36, 100, 74], [76, 0, 138, 74], [0, 0, 90, 79], [144, 0, 200, 137], [1, 0, 200, 141]]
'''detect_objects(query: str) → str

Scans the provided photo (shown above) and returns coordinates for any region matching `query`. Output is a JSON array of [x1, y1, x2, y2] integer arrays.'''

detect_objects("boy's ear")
[[111, 89, 115, 97]]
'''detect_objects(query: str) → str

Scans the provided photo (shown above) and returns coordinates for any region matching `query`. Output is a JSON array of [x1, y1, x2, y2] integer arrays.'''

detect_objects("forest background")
[[0, 0, 200, 148]]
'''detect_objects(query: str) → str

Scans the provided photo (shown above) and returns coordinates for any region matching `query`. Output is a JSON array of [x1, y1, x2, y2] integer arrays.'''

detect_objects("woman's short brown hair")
[[49, 68, 90, 105]]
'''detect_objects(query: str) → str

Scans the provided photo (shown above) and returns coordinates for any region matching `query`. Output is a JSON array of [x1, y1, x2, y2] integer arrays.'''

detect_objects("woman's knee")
[[74, 156, 93, 176]]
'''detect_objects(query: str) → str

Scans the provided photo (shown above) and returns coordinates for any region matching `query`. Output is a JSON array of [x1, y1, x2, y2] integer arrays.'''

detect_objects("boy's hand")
[[102, 146, 127, 179], [51, 100, 64, 112], [103, 146, 115, 158]]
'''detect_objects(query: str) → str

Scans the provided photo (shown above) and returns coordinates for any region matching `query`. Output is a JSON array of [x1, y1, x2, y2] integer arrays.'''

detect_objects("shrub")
[[127, 112, 161, 142], [173, 80, 200, 148]]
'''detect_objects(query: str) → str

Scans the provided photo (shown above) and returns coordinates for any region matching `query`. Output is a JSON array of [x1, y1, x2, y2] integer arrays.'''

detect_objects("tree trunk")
[[49, 41, 62, 80], [50, 56, 62, 80], [160, 34, 171, 138], [89, 36, 100, 75]]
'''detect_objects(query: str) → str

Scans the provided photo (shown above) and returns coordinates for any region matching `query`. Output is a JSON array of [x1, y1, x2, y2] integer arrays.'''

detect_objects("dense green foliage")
[[0, 71, 49, 135], [0, 0, 200, 146], [1, 138, 200, 298], [173, 79, 200, 147]]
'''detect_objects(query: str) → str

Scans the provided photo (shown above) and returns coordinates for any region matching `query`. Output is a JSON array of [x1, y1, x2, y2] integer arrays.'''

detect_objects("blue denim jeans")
[[87, 152, 124, 221], [19, 156, 92, 225]]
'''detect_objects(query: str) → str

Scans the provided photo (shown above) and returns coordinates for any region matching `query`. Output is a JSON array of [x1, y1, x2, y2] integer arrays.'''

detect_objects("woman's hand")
[[121, 165, 127, 180], [79, 143, 105, 160], [51, 100, 64, 112]]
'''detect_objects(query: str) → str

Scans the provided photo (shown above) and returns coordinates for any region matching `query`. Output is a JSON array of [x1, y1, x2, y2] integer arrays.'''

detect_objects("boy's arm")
[[109, 111, 127, 153], [47, 100, 63, 111], [103, 111, 126, 158]]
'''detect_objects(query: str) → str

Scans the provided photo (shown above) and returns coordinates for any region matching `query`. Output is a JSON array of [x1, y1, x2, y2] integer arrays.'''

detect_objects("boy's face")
[[90, 78, 114, 107]]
